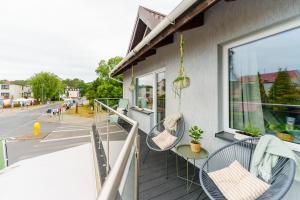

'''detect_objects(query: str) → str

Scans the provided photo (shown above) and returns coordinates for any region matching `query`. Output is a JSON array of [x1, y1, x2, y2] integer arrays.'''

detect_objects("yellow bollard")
[[33, 122, 41, 137]]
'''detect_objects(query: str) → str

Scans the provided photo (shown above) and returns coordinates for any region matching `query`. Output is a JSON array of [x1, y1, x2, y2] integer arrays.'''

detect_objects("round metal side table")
[[176, 144, 208, 192]]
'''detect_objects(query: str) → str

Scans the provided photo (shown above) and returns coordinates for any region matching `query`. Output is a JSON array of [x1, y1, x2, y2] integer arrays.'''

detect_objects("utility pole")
[[41, 84, 44, 104]]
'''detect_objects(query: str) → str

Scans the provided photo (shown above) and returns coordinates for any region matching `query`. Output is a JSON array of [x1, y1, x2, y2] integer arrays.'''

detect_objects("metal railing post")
[[106, 107, 110, 175], [94, 99, 138, 200], [134, 131, 140, 200]]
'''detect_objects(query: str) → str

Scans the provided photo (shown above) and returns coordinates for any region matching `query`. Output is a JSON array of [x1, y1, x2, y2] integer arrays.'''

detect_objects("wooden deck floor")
[[93, 119, 209, 199], [139, 131, 208, 200]]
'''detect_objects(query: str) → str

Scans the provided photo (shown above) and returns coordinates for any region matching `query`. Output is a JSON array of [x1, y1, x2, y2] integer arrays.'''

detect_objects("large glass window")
[[156, 72, 166, 123], [136, 74, 153, 110], [229, 27, 300, 144], [1, 85, 9, 90], [1, 93, 9, 97]]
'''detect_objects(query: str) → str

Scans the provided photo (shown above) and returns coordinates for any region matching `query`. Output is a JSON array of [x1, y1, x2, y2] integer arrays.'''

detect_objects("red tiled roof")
[[240, 70, 300, 83], [261, 70, 299, 82]]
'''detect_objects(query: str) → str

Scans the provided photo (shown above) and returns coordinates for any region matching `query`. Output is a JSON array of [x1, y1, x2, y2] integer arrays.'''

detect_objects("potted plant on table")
[[188, 126, 204, 153]]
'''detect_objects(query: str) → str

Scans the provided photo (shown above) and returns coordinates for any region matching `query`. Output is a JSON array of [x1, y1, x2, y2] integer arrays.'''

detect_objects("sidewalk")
[[38, 114, 93, 125]]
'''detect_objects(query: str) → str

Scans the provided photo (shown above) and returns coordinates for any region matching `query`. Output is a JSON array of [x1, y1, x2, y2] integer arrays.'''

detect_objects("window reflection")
[[229, 27, 300, 144], [136, 74, 153, 109]]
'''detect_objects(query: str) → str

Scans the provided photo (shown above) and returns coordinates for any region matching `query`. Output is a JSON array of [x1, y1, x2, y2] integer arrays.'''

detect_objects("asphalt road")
[[0, 104, 93, 165], [0, 103, 60, 138]]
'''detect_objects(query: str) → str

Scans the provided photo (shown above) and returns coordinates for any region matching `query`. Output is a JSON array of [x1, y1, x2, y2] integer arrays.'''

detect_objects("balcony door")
[[135, 69, 166, 125], [156, 71, 165, 123]]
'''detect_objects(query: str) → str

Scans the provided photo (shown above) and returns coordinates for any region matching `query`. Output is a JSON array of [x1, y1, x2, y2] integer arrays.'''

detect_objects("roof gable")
[[127, 6, 165, 53], [240, 70, 300, 83]]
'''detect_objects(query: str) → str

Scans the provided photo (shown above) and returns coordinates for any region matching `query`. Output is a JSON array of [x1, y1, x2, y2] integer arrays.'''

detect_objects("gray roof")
[[127, 6, 165, 53]]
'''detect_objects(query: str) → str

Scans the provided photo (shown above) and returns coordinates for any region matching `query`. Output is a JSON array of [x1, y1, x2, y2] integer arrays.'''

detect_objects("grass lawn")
[[65, 105, 94, 118], [0, 140, 6, 170]]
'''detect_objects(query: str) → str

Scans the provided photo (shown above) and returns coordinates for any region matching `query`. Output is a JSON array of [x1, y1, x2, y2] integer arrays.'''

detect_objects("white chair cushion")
[[208, 160, 270, 200], [163, 113, 182, 131], [152, 130, 177, 150]]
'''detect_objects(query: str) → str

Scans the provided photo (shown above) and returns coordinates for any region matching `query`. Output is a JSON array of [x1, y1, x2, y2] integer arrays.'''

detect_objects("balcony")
[[92, 99, 206, 200]]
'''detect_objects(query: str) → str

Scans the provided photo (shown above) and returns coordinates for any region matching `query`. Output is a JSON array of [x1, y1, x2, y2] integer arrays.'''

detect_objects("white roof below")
[[0, 143, 97, 200]]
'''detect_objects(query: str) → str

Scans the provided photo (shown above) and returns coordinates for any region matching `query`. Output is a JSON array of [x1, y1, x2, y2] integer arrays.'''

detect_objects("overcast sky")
[[232, 27, 300, 76], [0, 0, 181, 82]]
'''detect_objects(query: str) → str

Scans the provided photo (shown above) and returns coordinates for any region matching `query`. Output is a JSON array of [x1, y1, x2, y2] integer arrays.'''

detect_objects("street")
[[0, 103, 60, 138], [0, 104, 93, 165]]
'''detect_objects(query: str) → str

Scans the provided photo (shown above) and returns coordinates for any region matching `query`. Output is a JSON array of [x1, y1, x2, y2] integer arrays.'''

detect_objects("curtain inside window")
[[229, 46, 265, 133]]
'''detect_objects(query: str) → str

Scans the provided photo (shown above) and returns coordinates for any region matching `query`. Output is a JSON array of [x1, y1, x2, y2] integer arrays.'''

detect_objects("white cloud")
[[0, 0, 181, 82]]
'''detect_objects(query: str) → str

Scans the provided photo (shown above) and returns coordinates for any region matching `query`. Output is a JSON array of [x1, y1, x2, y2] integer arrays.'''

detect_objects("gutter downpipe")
[[109, 0, 199, 76], [108, 75, 124, 84]]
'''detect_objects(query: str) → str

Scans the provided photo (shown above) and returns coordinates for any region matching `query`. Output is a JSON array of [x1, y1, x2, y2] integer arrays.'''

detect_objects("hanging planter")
[[129, 66, 135, 92], [173, 76, 190, 90], [173, 33, 190, 98]]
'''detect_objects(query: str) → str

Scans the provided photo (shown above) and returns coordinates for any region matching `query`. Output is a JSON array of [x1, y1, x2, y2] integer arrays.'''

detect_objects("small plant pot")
[[190, 142, 201, 153], [276, 132, 295, 142], [173, 76, 190, 90]]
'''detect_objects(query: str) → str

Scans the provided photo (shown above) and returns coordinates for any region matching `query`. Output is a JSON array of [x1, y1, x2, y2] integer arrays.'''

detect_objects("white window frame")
[[1, 85, 9, 90], [222, 16, 300, 151], [135, 68, 166, 123]]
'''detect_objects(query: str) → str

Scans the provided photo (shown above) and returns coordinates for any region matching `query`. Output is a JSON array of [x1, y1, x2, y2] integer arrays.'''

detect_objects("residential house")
[[0, 84, 24, 99], [21, 85, 32, 98], [108, 0, 300, 199], [240, 70, 300, 93], [65, 87, 80, 99]]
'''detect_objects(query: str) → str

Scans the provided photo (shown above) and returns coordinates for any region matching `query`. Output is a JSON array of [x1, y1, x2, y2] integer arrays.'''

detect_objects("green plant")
[[268, 69, 300, 105], [269, 123, 293, 135], [86, 56, 123, 103], [244, 123, 262, 137], [188, 126, 204, 144], [173, 76, 190, 84]]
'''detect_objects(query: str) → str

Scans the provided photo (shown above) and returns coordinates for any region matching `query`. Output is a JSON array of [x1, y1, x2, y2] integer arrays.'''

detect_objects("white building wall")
[[11, 85, 23, 99], [0, 84, 23, 99], [68, 90, 80, 98], [123, 1, 300, 198]]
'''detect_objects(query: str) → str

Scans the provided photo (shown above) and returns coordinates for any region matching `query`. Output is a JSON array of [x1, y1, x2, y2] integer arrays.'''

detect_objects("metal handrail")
[[94, 99, 139, 200], [231, 101, 300, 108]]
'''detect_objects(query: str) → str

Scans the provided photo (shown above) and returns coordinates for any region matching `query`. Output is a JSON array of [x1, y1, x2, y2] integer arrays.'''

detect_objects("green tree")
[[268, 69, 300, 104], [11, 80, 29, 86], [95, 57, 123, 82], [86, 56, 123, 104], [258, 72, 268, 103], [30, 72, 63, 102], [0, 80, 9, 84]]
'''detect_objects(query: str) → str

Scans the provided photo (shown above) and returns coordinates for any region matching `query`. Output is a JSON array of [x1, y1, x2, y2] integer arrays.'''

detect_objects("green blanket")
[[250, 135, 300, 182]]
